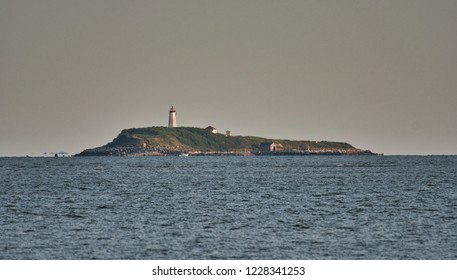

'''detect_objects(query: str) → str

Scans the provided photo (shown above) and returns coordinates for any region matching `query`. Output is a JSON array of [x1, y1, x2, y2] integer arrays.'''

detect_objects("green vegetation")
[[106, 126, 270, 152], [100, 126, 357, 153], [77, 126, 374, 156]]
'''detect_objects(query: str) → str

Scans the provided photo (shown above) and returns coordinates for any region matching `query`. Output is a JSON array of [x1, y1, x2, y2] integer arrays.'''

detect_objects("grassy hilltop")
[[108, 127, 267, 152], [76, 126, 372, 156]]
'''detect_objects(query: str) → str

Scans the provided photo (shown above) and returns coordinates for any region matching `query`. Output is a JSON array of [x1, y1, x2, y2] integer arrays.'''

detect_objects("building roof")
[[260, 141, 283, 147]]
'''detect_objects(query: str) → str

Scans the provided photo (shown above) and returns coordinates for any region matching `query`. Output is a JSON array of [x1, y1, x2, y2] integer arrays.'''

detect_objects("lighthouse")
[[168, 106, 177, 128]]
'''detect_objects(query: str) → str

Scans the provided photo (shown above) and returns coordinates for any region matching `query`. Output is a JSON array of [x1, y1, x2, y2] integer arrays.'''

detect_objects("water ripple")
[[0, 156, 456, 259]]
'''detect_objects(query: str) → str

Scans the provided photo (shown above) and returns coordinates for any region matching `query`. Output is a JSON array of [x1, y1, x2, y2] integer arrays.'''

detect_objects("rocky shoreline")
[[76, 145, 377, 157]]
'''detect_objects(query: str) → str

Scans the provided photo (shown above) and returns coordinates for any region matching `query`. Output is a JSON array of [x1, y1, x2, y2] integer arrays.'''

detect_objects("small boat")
[[179, 153, 189, 157]]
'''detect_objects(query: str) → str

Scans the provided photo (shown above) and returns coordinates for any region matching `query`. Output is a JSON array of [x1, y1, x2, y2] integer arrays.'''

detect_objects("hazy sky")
[[1, 0, 456, 156]]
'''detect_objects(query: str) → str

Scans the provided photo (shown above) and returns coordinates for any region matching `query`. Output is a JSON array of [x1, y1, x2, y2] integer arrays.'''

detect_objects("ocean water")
[[0, 155, 456, 260]]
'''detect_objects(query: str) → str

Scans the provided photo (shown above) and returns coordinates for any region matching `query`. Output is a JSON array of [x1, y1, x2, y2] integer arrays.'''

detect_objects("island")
[[75, 126, 376, 156]]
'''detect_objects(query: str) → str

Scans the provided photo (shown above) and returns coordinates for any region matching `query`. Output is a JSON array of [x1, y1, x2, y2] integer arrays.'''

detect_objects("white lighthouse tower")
[[168, 106, 177, 128]]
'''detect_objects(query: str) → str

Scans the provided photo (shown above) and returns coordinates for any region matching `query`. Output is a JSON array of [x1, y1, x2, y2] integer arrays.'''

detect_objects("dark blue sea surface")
[[1, 156, 456, 259]]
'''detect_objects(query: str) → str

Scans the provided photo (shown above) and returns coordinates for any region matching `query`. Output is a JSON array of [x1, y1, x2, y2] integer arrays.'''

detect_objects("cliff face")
[[76, 126, 374, 156]]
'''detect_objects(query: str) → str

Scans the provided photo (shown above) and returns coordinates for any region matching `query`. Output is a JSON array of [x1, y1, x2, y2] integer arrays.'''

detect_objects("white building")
[[205, 126, 217, 133]]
